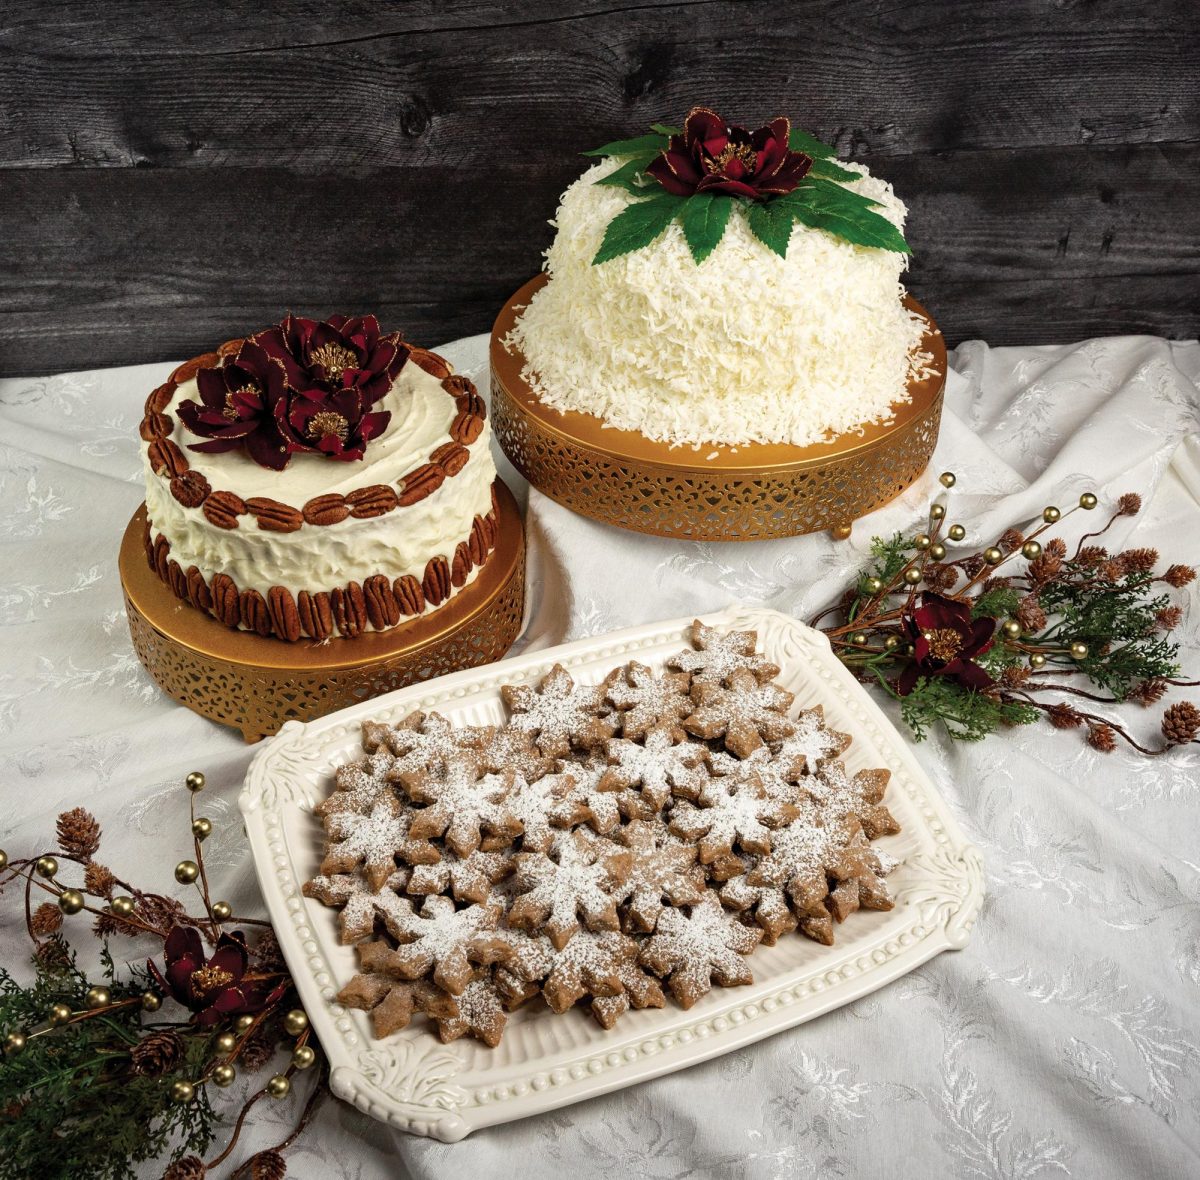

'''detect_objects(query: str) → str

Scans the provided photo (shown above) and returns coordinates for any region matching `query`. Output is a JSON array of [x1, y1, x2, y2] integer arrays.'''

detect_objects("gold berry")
[[48, 1002, 73, 1027], [1021, 541, 1042, 560], [170, 1080, 195, 1104], [35, 856, 58, 880], [185, 771, 206, 792], [830, 523, 853, 541], [0, 849, 8, 871], [904, 643, 916, 656], [850, 632, 868, 647], [4, 1032, 26, 1055], [236, 1014, 256, 1032], [292, 1044, 317, 1070], [215, 1031, 238, 1054], [1070, 642, 1089, 659], [267, 1074, 291, 1099], [1002, 620, 1022, 639], [212, 1063, 237, 1087], [85, 986, 111, 1010], [283, 1009, 309, 1037], [866, 577, 883, 594], [174, 860, 199, 885], [110, 896, 135, 917], [903, 568, 922, 585], [1029, 653, 1047, 669], [58, 889, 84, 915], [141, 991, 161, 1013], [929, 504, 946, 520], [1042, 506, 1061, 523], [192, 817, 212, 841], [914, 533, 931, 550], [1079, 492, 1098, 510], [211, 900, 232, 922], [984, 547, 1003, 565], [947, 524, 966, 542], [884, 635, 900, 651], [939, 471, 956, 488], [929, 542, 947, 561]]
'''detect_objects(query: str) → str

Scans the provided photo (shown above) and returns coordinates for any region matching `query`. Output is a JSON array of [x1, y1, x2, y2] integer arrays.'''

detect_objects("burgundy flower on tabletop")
[[285, 386, 392, 461], [177, 338, 293, 470], [277, 313, 409, 404], [647, 107, 813, 200], [148, 926, 285, 1027], [897, 592, 997, 697]]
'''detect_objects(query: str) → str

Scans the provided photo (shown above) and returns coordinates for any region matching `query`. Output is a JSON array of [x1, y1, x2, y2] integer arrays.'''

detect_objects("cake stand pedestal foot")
[[830, 523, 854, 541]]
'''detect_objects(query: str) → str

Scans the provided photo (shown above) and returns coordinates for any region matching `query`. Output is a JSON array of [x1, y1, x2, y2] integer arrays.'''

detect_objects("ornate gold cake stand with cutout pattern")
[[119, 482, 526, 743], [490, 275, 947, 541]]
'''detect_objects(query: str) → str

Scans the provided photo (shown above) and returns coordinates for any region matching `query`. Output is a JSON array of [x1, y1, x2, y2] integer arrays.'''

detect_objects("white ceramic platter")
[[240, 607, 984, 1142]]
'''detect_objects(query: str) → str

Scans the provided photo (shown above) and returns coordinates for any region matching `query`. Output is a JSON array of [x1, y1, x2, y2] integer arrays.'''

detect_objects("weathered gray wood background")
[[1, 0, 1196, 376]]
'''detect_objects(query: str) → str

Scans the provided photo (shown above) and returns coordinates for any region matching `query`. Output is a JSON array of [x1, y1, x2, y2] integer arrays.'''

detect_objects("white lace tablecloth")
[[2, 333, 1198, 1179]]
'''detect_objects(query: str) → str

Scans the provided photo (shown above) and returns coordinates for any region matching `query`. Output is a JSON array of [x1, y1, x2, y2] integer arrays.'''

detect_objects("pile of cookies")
[[304, 621, 899, 1048]]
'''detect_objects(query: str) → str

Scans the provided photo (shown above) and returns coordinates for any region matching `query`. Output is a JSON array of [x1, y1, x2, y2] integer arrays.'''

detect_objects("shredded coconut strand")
[[509, 158, 933, 448]]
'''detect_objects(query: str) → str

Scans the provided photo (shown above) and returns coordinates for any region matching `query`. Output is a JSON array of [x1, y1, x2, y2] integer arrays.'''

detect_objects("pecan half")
[[203, 490, 245, 530], [239, 588, 272, 637], [450, 411, 484, 446], [431, 442, 469, 477], [422, 556, 451, 607], [451, 542, 472, 588], [146, 382, 176, 415], [363, 574, 400, 630], [171, 352, 221, 385], [455, 390, 486, 418], [346, 484, 398, 519], [185, 566, 212, 612], [267, 586, 301, 642], [408, 348, 451, 379], [245, 497, 303, 533], [398, 464, 445, 507], [147, 437, 187, 479], [298, 590, 333, 641], [141, 515, 153, 561], [331, 583, 367, 638], [170, 469, 211, 509], [393, 575, 425, 616], [166, 559, 188, 601], [211, 573, 240, 628], [490, 483, 500, 516], [152, 535, 171, 582], [218, 338, 244, 358], [474, 511, 496, 552], [139, 412, 172, 441], [302, 493, 350, 526]]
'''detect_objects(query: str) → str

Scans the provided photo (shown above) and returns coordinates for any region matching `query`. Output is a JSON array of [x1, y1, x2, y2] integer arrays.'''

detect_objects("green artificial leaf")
[[594, 156, 656, 193], [747, 201, 794, 258], [788, 127, 837, 159], [582, 132, 670, 158], [650, 123, 681, 136], [793, 176, 883, 211], [592, 194, 685, 264], [810, 158, 859, 183], [680, 192, 732, 263], [783, 196, 911, 255]]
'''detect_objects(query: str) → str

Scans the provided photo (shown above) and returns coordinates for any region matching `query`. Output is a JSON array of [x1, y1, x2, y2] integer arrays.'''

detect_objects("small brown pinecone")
[[1163, 563, 1196, 588], [1045, 538, 1067, 559], [250, 1150, 287, 1180], [998, 528, 1024, 553], [162, 1156, 206, 1180], [958, 554, 986, 578], [31, 901, 63, 936], [1097, 559, 1125, 582], [252, 930, 285, 971], [1119, 547, 1158, 574], [84, 861, 117, 898], [1161, 702, 1200, 746], [1156, 605, 1183, 631], [132, 1029, 186, 1077], [923, 562, 958, 591], [1027, 553, 1062, 583], [34, 936, 71, 970], [1077, 546, 1108, 567], [1001, 665, 1032, 688], [1087, 724, 1117, 752], [1116, 492, 1142, 516], [1128, 678, 1168, 707], [1016, 594, 1047, 633], [238, 1029, 276, 1071], [56, 807, 101, 860], [136, 894, 187, 932], [1046, 704, 1083, 729]]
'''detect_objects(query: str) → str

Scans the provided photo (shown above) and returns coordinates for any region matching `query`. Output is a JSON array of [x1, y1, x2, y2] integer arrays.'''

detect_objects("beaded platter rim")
[[240, 607, 984, 1141]]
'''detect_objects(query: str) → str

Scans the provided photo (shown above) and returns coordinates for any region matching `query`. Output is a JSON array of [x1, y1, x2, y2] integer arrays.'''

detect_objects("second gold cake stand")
[[490, 275, 947, 541], [120, 482, 526, 742]]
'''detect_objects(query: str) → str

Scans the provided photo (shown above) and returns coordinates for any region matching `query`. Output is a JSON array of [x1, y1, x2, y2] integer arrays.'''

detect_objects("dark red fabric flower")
[[177, 338, 293, 471], [284, 386, 392, 461], [647, 107, 812, 201], [897, 592, 997, 697], [148, 926, 285, 1027], [276, 313, 408, 405]]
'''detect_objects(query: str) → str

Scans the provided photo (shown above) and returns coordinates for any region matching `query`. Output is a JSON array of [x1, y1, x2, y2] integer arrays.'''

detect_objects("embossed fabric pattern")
[[1, 333, 1198, 1177]]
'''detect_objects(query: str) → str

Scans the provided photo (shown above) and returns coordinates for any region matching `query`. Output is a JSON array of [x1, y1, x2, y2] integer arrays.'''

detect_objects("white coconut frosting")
[[508, 157, 931, 449], [141, 359, 496, 610]]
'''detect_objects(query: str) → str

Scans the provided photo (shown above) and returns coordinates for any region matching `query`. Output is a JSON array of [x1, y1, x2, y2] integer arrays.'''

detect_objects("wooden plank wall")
[[0, 0, 1196, 375]]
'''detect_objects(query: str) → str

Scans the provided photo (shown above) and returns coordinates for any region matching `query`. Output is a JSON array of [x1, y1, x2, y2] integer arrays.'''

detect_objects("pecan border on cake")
[[140, 345, 486, 529]]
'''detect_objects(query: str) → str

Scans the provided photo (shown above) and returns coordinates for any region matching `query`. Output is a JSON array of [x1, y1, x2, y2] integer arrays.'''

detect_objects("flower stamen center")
[[224, 385, 258, 420], [307, 410, 350, 443], [926, 628, 964, 663], [309, 343, 358, 383], [190, 965, 235, 995], [709, 142, 757, 173]]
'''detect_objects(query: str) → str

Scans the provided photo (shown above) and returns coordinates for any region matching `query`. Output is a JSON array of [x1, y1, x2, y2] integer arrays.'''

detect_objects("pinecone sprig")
[[31, 901, 63, 936], [56, 807, 101, 860], [162, 1157, 206, 1180], [131, 1029, 186, 1077], [1162, 702, 1200, 746], [250, 1150, 287, 1180], [84, 861, 117, 898]]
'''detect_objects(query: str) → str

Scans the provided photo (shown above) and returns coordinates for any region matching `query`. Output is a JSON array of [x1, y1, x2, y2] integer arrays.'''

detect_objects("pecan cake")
[[139, 315, 500, 641]]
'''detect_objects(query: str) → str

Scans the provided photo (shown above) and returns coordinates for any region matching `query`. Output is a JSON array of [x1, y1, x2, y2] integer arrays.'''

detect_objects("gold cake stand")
[[120, 483, 526, 742], [490, 275, 947, 541]]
